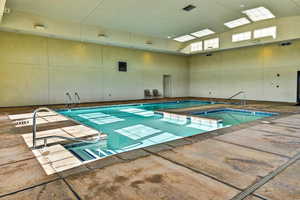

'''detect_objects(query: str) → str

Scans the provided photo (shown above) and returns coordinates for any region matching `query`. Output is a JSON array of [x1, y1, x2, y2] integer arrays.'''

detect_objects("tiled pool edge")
[[1, 100, 293, 177], [1, 99, 300, 200], [56, 112, 290, 179]]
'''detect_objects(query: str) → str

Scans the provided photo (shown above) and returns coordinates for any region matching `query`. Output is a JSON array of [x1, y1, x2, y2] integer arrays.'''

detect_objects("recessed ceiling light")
[[224, 17, 251, 28], [242, 7, 275, 22], [167, 36, 172, 39], [173, 35, 195, 42], [191, 29, 215, 38]]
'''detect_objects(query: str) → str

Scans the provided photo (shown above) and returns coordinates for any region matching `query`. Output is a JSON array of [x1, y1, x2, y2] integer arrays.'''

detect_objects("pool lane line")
[[230, 151, 300, 200]]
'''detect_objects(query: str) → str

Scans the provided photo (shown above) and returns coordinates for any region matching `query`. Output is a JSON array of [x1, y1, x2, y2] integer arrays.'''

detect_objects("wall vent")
[[183, 5, 196, 11]]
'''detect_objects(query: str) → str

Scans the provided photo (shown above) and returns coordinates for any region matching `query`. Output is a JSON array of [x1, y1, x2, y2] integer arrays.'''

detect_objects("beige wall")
[[2, 30, 300, 107], [0, 31, 189, 107], [189, 40, 300, 103]]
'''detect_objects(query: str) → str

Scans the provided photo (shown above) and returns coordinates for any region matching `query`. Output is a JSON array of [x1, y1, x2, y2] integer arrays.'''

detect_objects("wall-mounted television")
[[118, 61, 127, 72]]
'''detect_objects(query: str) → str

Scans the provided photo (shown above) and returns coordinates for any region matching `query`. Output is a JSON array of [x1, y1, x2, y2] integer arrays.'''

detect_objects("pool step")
[[187, 116, 224, 131], [161, 112, 188, 125]]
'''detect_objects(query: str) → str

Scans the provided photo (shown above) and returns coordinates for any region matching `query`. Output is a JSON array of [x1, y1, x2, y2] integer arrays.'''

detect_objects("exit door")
[[297, 71, 300, 104], [163, 75, 172, 98]]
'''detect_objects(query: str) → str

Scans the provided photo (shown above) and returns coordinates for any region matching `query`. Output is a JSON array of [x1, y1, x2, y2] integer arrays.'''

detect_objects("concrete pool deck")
[[0, 98, 300, 200]]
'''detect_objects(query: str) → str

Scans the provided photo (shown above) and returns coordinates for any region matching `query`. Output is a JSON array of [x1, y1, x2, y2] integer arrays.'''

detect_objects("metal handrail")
[[66, 92, 73, 109], [228, 91, 245, 100], [32, 107, 101, 149], [227, 91, 246, 105], [74, 92, 81, 106]]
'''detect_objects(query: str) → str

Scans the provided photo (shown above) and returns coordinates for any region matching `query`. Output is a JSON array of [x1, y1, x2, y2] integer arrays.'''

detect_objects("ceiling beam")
[[0, 0, 7, 23]]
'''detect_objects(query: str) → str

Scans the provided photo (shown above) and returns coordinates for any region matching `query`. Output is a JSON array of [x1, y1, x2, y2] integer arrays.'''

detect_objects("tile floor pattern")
[[0, 99, 300, 200]]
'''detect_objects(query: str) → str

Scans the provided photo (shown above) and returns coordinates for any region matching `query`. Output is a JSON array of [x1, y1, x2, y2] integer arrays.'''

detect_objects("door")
[[297, 71, 300, 104], [163, 75, 172, 98]]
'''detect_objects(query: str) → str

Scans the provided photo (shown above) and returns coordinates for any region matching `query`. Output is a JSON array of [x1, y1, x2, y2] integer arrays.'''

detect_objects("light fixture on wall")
[[98, 33, 108, 38], [279, 41, 292, 46], [145, 41, 153, 45], [33, 24, 46, 30]]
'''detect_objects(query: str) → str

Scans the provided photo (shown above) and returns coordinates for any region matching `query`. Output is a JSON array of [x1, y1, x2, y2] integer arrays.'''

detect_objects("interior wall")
[[189, 40, 300, 103], [0, 31, 189, 107]]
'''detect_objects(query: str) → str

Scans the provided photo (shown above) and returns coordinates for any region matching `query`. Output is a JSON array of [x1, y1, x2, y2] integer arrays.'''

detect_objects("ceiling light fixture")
[[224, 17, 251, 28], [191, 29, 215, 38], [242, 7, 275, 22], [173, 35, 195, 42]]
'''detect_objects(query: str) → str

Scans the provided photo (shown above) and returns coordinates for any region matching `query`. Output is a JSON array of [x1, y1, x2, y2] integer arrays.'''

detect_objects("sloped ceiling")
[[6, 0, 300, 38]]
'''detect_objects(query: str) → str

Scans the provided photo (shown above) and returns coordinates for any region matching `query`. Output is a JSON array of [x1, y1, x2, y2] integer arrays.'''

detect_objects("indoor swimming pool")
[[58, 101, 276, 161]]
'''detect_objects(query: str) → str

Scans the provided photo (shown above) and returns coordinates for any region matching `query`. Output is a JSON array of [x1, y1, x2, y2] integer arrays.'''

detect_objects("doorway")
[[297, 71, 300, 105], [163, 75, 172, 98]]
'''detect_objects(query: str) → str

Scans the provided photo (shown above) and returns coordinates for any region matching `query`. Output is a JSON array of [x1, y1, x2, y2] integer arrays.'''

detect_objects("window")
[[173, 35, 195, 42], [253, 26, 277, 39], [242, 7, 275, 22], [191, 29, 215, 38], [190, 41, 203, 52], [204, 38, 219, 50], [224, 18, 251, 29], [232, 31, 252, 42]]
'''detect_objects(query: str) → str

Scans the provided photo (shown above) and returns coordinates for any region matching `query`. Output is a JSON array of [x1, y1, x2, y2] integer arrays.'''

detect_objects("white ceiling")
[[6, 0, 300, 38]]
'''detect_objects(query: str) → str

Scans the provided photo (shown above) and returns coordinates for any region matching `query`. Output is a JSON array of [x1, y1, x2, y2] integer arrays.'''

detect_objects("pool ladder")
[[32, 107, 101, 149], [65, 92, 81, 109], [228, 91, 247, 105]]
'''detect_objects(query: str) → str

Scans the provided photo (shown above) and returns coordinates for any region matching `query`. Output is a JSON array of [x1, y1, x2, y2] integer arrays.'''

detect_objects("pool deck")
[[0, 97, 300, 200]]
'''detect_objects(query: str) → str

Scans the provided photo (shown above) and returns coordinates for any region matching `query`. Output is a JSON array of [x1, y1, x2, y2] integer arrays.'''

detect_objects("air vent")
[[183, 5, 196, 11]]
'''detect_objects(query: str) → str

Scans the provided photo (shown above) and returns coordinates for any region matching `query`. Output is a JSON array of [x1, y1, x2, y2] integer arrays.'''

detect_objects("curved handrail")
[[227, 91, 246, 105], [74, 92, 81, 106], [228, 91, 245, 100], [66, 92, 73, 108], [32, 107, 101, 149]]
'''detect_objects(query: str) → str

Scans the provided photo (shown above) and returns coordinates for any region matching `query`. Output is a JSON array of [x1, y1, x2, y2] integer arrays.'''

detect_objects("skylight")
[[224, 18, 251, 28], [242, 7, 275, 22], [232, 31, 252, 42], [190, 41, 203, 52], [173, 35, 195, 42], [204, 38, 219, 50], [253, 26, 277, 39], [191, 29, 215, 38]]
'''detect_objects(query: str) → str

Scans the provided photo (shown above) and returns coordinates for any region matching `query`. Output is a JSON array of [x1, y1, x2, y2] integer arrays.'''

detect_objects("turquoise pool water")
[[191, 108, 275, 126], [58, 101, 275, 161]]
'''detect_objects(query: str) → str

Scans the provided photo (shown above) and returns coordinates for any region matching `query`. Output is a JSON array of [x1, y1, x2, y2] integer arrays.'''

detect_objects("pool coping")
[[1, 98, 300, 199], [53, 103, 291, 177], [5, 100, 294, 177]]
